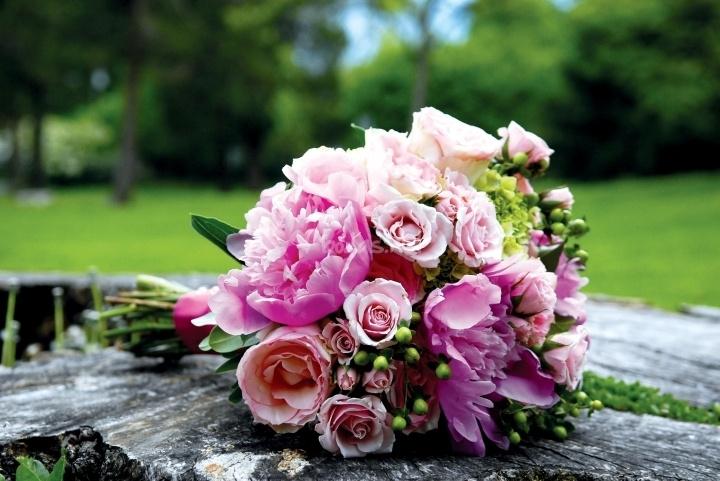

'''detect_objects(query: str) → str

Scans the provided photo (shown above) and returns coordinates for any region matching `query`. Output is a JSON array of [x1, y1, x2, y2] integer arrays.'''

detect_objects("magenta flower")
[[172, 287, 215, 353], [368, 251, 425, 304], [554, 253, 589, 323], [495, 347, 558, 408]]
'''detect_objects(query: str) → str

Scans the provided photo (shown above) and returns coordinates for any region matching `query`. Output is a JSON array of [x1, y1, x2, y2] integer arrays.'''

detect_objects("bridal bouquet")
[[192, 107, 597, 457]]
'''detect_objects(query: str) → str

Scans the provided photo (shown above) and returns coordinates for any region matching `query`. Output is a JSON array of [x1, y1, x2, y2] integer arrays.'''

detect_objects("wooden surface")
[[1, 299, 719, 480]]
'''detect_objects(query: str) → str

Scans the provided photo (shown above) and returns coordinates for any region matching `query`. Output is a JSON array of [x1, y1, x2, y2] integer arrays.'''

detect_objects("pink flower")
[[543, 325, 590, 390], [497, 121, 553, 165], [515, 174, 534, 195], [344, 279, 411, 347], [387, 361, 440, 434], [315, 394, 395, 457], [508, 311, 554, 347], [408, 107, 501, 182], [282, 147, 367, 207], [541, 187, 574, 210], [437, 173, 504, 268], [321, 319, 359, 365], [495, 347, 558, 407], [555, 254, 589, 323], [362, 364, 395, 394], [364, 128, 440, 207], [436, 360, 507, 457], [368, 251, 424, 304], [423, 273, 501, 331], [371, 198, 452, 268], [218, 187, 372, 328], [172, 287, 216, 353], [337, 366, 359, 391], [237, 325, 332, 433], [512, 259, 557, 316]]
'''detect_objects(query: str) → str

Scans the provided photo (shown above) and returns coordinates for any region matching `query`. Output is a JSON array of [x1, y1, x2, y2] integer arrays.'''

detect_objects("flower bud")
[[590, 400, 604, 411], [509, 431, 522, 445], [512, 152, 529, 167], [404, 347, 421, 364], [392, 415, 408, 431], [395, 326, 412, 344], [412, 398, 429, 415], [353, 350, 370, 366], [538, 157, 550, 171], [513, 411, 528, 425], [549, 208, 565, 223], [373, 355, 389, 371], [435, 362, 452, 380], [553, 425, 568, 440], [551, 222, 566, 236], [568, 218, 588, 236]]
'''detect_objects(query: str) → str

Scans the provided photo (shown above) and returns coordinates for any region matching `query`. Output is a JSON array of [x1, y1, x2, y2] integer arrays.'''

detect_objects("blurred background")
[[0, 0, 718, 309]]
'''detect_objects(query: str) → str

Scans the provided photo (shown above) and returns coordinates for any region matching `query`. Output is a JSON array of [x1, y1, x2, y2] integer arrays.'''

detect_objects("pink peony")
[[321, 319, 359, 365], [495, 347, 558, 407], [364, 128, 441, 208], [337, 366, 359, 391], [237, 325, 332, 433], [372, 198, 452, 268], [543, 325, 590, 390], [344, 279, 411, 347], [216, 186, 372, 328], [541, 187, 574, 210], [554, 254, 589, 323], [362, 364, 396, 394], [315, 394, 395, 457], [368, 251, 424, 304], [408, 107, 500, 182], [497, 121, 554, 165], [172, 287, 216, 353], [511, 260, 557, 316], [282, 147, 368, 207]]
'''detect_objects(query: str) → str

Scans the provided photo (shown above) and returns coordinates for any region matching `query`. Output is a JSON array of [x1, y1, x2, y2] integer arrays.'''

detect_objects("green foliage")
[[583, 371, 720, 425], [190, 214, 241, 263], [207, 326, 259, 354], [15, 454, 66, 481]]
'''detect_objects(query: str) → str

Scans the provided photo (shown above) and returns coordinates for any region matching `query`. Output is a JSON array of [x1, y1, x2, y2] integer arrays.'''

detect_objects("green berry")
[[353, 351, 370, 366], [576, 391, 589, 402], [590, 400, 604, 411], [392, 415, 407, 431], [404, 347, 421, 364], [525, 192, 539, 206], [713, 403, 720, 416], [373, 355, 389, 371], [435, 362, 452, 380], [395, 326, 412, 344], [412, 398, 429, 415], [568, 218, 588, 236], [575, 249, 589, 264], [512, 152, 529, 167], [509, 431, 522, 445], [553, 425, 568, 440], [549, 208, 565, 223], [570, 407, 581, 417], [551, 222, 566, 235], [513, 411, 528, 425], [538, 157, 550, 171], [411, 312, 421, 323]]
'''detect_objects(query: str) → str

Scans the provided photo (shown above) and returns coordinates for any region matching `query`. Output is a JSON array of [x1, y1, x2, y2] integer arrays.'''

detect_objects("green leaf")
[[208, 326, 258, 354], [48, 455, 66, 481], [198, 333, 212, 352], [228, 384, 243, 404], [16, 457, 50, 481], [190, 214, 241, 262], [215, 354, 242, 374], [1, 472, 7, 481], [547, 316, 575, 337], [539, 242, 564, 272]]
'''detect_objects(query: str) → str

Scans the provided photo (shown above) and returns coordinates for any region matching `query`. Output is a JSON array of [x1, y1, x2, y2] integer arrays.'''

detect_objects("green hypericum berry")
[[575, 249, 589, 263], [413, 398, 429, 415], [509, 431, 522, 445], [553, 425, 568, 440], [373, 355, 389, 371], [512, 152, 529, 167], [404, 347, 421, 364], [568, 218, 588, 236], [513, 411, 528, 425], [538, 157, 550, 170], [713, 403, 720, 416], [549, 208, 565, 223], [411, 312, 421, 323], [570, 407, 581, 417], [435, 362, 452, 380], [354, 351, 370, 366], [392, 415, 408, 431], [525, 192, 539, 206], [395, 326, 412, 344], [590, 400, 604, 411], [551, 222, 566, 235], [576, 391, 589, 402], [563, 209, 572, 222]]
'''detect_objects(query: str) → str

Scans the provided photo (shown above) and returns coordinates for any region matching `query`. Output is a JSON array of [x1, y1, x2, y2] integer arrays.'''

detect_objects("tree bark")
[[7, 118, 21, 192], [28, 92, 46, 188], [112, 0, 145, 205], [409, 0, 435, 125]]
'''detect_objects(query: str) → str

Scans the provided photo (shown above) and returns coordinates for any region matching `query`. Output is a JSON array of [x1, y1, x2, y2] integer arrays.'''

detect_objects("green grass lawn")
[[1, 173, 718, 309]]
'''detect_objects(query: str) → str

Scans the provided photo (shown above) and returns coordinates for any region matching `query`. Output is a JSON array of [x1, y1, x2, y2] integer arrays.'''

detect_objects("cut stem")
[[2, 279, 20, 367], [89, 268, 108, 347], [52, 287, 65, 351]]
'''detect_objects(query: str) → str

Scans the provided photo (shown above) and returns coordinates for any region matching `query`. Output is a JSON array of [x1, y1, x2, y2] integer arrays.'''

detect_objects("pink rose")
[[541, 187, 574, 210], [555, 254, 589, 323], [372, 198, 452, 268], [498, 121, 554, 165], [408, 107, 500, 182], [337, 366, 359, 391], [368, 252, 424, 304], [321, 319, 359, 365], [344, 279, 412, 347], [364, 128, 440, 208], [173, 287, 216, 353], [508, 310, 554, 347], [315, 394, 395, 458], [216, 187, 372, 329], [543, 325, 590, 390], [362, 364, 395, 393], [438, 173, 504, 268], [237, 325, 332, 433], [512, 259, 557, 316], [282, 147, 367, 207]]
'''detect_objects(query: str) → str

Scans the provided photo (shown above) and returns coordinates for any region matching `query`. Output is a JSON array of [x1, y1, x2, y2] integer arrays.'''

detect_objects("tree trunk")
[[7, 119, 21, 192], [409, 0, 435, 125], [28, 93, 46, 188], [113, 0, 145, 205]]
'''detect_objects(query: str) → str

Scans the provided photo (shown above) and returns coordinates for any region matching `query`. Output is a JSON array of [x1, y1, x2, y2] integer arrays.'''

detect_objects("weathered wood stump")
[[1, 299, 719, 480]]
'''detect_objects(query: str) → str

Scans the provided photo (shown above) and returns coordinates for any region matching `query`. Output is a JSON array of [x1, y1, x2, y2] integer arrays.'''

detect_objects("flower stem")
[[89, 268, 108, 347], [52, 287, 65, 350], [2, 279, 20, 367]]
